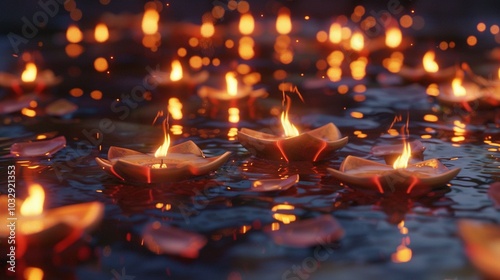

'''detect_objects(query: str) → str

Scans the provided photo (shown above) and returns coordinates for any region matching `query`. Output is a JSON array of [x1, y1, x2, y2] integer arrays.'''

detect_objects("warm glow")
[[426, 83, 440, 96], [239, 13, 255, 35], [422, 51, 439, 73], [451, 77, 466, 97], [94, 57, 109, 72], [239, 36, 255, 60], [142, 8, 160, 35], [66, 25, 83, 43], [383, 52, 404, 73], [21, 62, 37, 82], [385, 27, 402, 48], [281, 95, 299, 137], [393, 140, 411, 169], [329, 23, 342, 43], [21, 108, 36, 117], [276, 8, 292, 35], [20, 184, 45, 216], [201, 22, 215, 38], [273, 213, 296, 224], [170, 59, 183, 82], [228, 107, 240, 123], [327, 67, 342, 82], [24, 267, 44, 280], [154, 119, 171, 159], [350, 32, 364, 51], [94, 23, 109, 43], [350, 57, 367, 80], [226, 72, 238, 96], [168, 97, 183, 120], [392, 239, 412, 263], [497, 68, 500, 79]]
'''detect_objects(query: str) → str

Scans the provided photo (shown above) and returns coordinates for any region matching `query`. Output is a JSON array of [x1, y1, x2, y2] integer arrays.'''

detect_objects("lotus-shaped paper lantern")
[[149, 59, 209, 86], [0, 184, 104, 249], [95, 141, 231, 183], [10, 136, 66, 157], [327, 155, 461, 197], [197, 72, 267, 101], [0, 62, 61, 94], [238, 123, 348, 162], [398, 51, 457, 83], [458, 220, 500, 279]]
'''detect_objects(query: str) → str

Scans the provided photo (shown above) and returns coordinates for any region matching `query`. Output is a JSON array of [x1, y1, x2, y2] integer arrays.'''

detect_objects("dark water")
[[1, 82, 498, 280]]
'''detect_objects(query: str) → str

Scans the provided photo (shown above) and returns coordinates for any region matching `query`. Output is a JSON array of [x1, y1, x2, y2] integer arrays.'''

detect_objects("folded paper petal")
[[10, 136, 66, 157]]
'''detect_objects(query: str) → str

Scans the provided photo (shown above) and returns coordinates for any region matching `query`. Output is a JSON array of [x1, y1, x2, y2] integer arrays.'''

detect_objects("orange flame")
[[329, 23, 342, 44], [422, 50, 439, 73], [276, 8, 292, 35], [170, 59, 183, 82], [281, 95, 299, 137], [154, 117, 171, 159], [66, 25, 83, 43], [393, 122, 411, 169], [239, 13, 255, 35], [451, 77, 466, 97], [20, 184, 45, 216], [350, 32, 364, 51], [226, 72, 238, 96], [142, 8, 159, 35], [201, 22, 215, 38], [168, 97, 183, 120], [228, 107, 240, 123], [385, 27, 402, 48], [94, 23, 109, 43], [21, 62, 37, 83], [497, 67, 500, 79]]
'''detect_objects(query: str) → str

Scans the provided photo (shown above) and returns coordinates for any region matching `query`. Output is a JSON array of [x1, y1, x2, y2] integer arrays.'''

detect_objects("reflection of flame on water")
[[22, 62, 37, 83], [272, 204, 296, 224], [169, 60, 183, 82], [20, 184, 45, 234], [227, 127, 238, 141], [350, 57, 367, 80], [392, 220, 412, 263], [228, 107, 240, 123], [423, 50, 439, 73], [226, 72, 238, 96], [276, 7, 292, 35], [168, 97, 183, 120], [393, 119, 412, 169], [385, 27, 402, 48]]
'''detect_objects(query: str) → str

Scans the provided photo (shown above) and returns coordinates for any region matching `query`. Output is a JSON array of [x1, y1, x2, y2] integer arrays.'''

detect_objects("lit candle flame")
[[239, 13, 255, 35], [154, 118, 171, 159], [385, 27, 402, 48], [497, 67, 500, 79], [142, 8, 159, 35], [281, 95, 299, 137], [226, 72, 238, 96], [350, 31, 364, 51], [94, 23, 109, 43], [276, 8, 292, 35], [451, 77, 466, 97], [392, 122, 411, 169], [66, 24, 83, 43], [20, 184, 45, 216], [329, 23, 342, 44], [170, 59, 183, 82], [201, 22, 215, 38], [422, 50, 439, 73], [21, 62, 37, 83]]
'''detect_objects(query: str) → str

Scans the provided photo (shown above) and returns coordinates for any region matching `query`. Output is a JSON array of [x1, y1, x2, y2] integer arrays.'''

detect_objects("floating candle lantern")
[[0, 184, 104, 248], [436, 74, 482, 107], [238, 94, 347, 162], [10, 136, 66, 158], [0, 61, 61, 94], [458, 220, 500, 279], [398, 50, 456, 83], [328, 138, 460, 197], [267, 215, 344, 247], [95, 122, 231, 183], [149, 59, 208, 87], [197, 71, 267, 101], [250, 174, 299, 192]]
